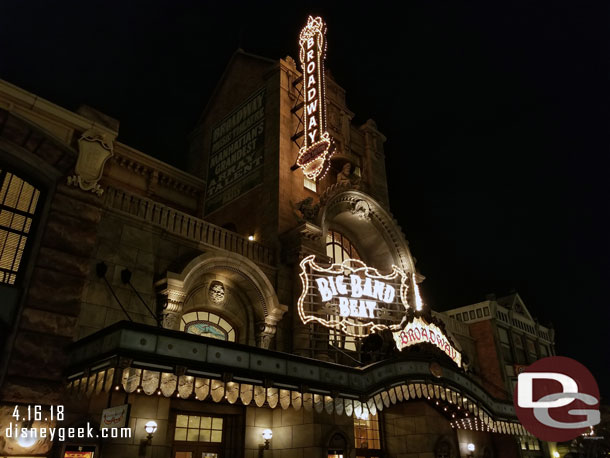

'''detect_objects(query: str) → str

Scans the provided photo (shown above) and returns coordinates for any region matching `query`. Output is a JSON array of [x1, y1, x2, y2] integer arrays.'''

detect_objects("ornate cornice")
[[111, 146, 204, 197]]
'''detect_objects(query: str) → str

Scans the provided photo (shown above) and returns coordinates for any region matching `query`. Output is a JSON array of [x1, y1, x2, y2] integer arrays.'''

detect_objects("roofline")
[[189, 48, 277, 136]]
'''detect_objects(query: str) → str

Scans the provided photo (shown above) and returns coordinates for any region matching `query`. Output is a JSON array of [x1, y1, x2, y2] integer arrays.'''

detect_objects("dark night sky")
[[1, 1, 608, 396]]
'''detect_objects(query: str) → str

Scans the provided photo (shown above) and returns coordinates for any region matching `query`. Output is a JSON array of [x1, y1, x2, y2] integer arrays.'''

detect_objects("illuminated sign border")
[[393, 316, 462, 367], [296, 15, 334, 180], [298, 255, 411, 337]]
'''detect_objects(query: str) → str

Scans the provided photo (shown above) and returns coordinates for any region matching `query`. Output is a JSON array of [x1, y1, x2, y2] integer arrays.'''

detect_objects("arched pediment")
[[319, 189, 416, 274], [155, 251, 287, 348]]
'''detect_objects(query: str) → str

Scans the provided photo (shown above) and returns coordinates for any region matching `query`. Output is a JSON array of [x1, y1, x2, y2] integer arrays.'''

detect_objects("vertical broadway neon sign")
[[296, 16, 333, 180]]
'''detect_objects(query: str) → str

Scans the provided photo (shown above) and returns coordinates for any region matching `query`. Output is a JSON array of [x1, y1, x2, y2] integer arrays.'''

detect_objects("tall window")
[[326, 230, 361, 264], [354, 413, 381, 457], [325, 230, 363, 355], [180, 311, 236, 342], [0, 169, 40, 285]]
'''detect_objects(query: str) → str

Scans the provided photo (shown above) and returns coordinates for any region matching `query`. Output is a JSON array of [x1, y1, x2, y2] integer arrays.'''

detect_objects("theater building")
[[444, 293, 556, 399], [0, 16, 557, 458], [441, 294, 557, 456]]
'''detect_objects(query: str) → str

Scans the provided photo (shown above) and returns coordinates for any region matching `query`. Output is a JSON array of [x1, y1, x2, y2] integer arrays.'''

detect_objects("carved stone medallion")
[[208, 281, 226, 304]]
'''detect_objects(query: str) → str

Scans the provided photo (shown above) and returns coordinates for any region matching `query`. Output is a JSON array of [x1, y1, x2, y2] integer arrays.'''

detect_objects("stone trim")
[[103, 186, 275, 266], [319, 189, 416, 273]]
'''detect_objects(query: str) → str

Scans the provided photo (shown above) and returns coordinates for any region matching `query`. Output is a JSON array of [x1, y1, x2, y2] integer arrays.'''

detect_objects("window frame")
[[180, 311, 237, 342], [0, 166, 44, 287], [326, 230, 362, 264], [173, 412, 224, 444], [353, 412, 382, 456]]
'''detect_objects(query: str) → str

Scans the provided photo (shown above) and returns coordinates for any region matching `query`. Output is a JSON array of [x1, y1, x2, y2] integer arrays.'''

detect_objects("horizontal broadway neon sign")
[[393, 317, 462, 367]]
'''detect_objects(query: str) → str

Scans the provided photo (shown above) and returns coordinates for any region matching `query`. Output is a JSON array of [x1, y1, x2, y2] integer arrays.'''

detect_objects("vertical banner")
[[296, 16, 333, 180], [205, 88, 266, 214]]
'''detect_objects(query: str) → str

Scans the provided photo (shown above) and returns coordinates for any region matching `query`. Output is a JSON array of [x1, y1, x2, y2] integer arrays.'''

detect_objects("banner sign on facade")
[[296, 16, 334, 180], [393, 316, 462, 367], [100, 404, 130, 430], [298, 255, 409, 336], [205, 88, 265, 214]]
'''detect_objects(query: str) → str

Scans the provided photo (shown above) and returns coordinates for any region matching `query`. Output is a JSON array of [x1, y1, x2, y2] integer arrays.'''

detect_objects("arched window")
[[324, 231, 364, 355], [0, 169, 40, 285], [326, 230, 360, 264], [180, 311, 236, 342]]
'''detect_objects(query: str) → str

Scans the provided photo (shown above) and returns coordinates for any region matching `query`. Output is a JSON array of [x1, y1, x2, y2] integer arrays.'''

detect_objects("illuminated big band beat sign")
[[298, 255, 463, 366], [296, 16, 333, 180], [298, 255, 409, 336]]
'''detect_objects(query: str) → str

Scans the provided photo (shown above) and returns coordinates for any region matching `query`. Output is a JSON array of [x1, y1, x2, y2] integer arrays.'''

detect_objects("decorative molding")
[[110, 149, 203, 197], [103, 186, 274, 266], [319, 189, 415, 273], [351, 199, 371, 220], [67, 129, 113, 196], [294, 197, 320, 224]]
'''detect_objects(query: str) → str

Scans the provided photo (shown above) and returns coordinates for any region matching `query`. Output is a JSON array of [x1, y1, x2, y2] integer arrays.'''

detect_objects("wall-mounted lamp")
[[139, 420, 158, 456], [248, 235, 255, 241], [466, 443, 475, 457], [262, 428, 272, 449], [16, 422, 37, 449], [145, 420, 158, 440]]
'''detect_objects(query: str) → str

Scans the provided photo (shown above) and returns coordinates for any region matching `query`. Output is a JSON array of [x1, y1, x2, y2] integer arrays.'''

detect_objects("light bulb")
[[145, 420, 158, 435], [17, 428, 37, 448]]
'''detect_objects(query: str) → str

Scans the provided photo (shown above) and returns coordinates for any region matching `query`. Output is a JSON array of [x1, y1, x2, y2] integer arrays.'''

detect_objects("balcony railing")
[[103, 187, 274, 266]]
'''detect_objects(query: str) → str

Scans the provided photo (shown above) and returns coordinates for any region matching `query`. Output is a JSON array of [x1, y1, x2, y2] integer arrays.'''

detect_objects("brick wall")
[[468, 320, 508, 400]]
